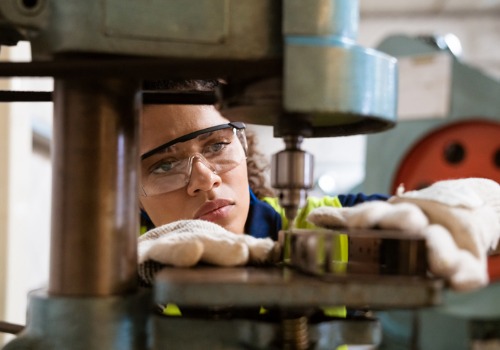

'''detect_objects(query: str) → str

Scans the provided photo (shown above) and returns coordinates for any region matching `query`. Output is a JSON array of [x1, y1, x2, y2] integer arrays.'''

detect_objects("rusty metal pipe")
[[0, 321, 25, 335], [49, 78, 140, 296]]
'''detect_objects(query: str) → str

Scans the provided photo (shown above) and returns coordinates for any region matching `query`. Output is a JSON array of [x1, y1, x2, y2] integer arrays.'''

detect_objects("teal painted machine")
[[362, 34, 500, 350], [364, 34, 500, 194]]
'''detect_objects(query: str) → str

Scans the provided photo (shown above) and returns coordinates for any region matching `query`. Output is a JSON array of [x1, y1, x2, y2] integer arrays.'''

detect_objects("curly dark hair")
[[143, 79, 276, 199], [142, 79, 221, 92], [245, 130, 275, 198]]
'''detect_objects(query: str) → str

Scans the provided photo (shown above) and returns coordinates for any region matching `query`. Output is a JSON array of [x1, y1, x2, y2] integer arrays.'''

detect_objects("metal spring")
[[281, 316, 309, 350]]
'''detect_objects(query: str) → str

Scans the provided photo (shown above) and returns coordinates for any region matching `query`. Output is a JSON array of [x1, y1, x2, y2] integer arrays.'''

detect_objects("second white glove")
[[307, 178, 500, 291]]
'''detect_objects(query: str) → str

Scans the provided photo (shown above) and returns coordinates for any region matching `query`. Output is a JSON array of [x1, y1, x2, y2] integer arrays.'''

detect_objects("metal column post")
[[49, 78, 140, 296]]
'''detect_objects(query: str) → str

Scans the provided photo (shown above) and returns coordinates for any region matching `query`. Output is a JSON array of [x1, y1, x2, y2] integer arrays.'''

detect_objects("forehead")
[[140, 104, 229, 155]]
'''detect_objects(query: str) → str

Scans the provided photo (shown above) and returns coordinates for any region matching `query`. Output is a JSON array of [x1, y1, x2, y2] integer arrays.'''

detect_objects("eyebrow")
[[141, 122, 245, 160]]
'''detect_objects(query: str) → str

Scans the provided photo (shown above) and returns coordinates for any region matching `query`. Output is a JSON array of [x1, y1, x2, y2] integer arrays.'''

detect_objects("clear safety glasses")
[[140, 122, 247, 196]]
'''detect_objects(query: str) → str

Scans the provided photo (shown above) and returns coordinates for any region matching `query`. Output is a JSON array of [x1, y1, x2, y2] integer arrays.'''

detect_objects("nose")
[[186, 157, 222, 195]]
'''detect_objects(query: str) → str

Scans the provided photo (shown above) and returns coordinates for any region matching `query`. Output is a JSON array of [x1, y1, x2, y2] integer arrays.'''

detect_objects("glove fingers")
[[242, 235, 281, 264], [308, 201, 429, 234], [344, 201, 394, 228], [139, 220, 282, 268], [450, 207, 499, 260], [423, 225, 460, 278], [423, 224, 489, 291], [419, 205, 491, 261], [376, 203, 428, 234], [449, 250, 488, 291], [307, 207, 348, 228], [201, 239, 249, 266], [147, 237, 204, 267], [138, 239, 156, 264], [392, 178, 500, 209]]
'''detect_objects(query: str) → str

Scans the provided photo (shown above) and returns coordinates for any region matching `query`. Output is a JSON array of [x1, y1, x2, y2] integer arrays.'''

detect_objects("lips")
[[194, 199, 235, 220]]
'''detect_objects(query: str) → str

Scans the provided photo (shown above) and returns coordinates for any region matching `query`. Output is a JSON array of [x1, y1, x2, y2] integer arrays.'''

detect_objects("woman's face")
[[139, 104, 250, 234]]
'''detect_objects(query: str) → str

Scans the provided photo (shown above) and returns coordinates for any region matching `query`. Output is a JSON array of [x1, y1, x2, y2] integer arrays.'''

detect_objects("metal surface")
[[220, 0, 398, 136], [271, 135, 315, 223], [282, 42, 397, 136], [0, 0, 397, 135], [154, 267, 443, 310], [0, 1, 282, 60], [49, 78, 140, 296], [418, 282, 500, 350], [0, 90, 218, 105], [0, 58, 281, 79], [287, 228, 428, 277], [284, 0, 358, 38], [153, 262, 441, 349], [3, 290, 150, 350], [268, 0, 397, 225], [153, 315, 382, 350], [0, 322, 24, 335], [281, 0, 397, 136]]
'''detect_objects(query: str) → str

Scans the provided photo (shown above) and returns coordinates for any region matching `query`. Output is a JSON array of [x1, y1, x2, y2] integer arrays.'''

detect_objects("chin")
[[219, 220, 244, 234]]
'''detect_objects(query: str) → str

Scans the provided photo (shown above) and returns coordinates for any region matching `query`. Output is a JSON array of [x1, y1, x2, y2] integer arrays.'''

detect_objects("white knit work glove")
[[138, 220, 280, 285], [307, 178, 500, 291]]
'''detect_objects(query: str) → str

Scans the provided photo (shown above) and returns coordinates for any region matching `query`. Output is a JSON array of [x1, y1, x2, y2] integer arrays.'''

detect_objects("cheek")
[[225, 164, 250, 226], [225, 163, 249, 198], [140, 193, 186, 226]]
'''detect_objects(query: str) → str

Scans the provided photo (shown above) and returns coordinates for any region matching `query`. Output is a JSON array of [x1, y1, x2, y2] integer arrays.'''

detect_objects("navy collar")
[[244, 188, 282, 240]]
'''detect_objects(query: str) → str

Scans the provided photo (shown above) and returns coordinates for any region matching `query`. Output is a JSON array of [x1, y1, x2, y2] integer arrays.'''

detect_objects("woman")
[[140, 103, 252, 234]]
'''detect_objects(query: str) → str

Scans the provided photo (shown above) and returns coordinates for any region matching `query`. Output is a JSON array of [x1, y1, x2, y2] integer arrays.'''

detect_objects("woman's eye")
[[151, 160, 176, 174], [206, 142, 229, 154]]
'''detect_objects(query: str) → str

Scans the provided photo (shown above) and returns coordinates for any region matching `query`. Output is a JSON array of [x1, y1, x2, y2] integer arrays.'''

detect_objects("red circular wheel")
[[391, 119, 500, 193]]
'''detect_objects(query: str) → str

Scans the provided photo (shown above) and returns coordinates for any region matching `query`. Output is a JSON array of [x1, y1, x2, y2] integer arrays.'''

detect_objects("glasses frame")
[[140, 122, 247, 196], [141, 121, 247, 160]]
